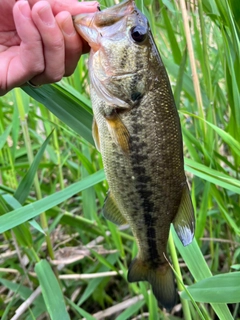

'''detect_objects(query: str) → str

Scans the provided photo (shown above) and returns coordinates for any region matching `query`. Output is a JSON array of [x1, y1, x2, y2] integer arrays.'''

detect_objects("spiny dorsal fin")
[[103, 191, 127, 225], [173, 184, 195, 246], [92, 117, 101, 152], [105, 111, 130, 153]]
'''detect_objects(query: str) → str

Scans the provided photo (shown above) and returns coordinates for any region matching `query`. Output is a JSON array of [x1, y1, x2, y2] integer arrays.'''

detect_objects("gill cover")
[[74, 0, 150, 107]]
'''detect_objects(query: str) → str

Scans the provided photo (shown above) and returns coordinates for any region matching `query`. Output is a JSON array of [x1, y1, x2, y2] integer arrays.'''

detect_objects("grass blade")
[[172, 227, 233, 319], [14, 131, 53, 204], [181, 272, 240, 303], [0, 170, 105, 233], [22, 82, 94, 145], [35, 260, 70, 320]]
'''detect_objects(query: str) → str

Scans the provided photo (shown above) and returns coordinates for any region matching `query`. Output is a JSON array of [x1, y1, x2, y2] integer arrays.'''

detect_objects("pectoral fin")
[[105, 111, 130, 153], [173, 185, 195, 246], [103, 191, 127, 225], [92, 117, 101, 152]]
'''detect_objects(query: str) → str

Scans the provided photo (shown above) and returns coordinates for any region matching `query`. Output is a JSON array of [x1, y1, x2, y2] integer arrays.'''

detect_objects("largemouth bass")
[[74, 0, 195, 309]]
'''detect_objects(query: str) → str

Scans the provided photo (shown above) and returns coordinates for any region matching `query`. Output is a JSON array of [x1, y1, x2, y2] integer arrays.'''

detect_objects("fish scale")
[[74, 0, 195, 310]]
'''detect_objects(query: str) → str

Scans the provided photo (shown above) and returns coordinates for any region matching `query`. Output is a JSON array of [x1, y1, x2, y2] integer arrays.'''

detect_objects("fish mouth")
[[73, 0, 136, 51]]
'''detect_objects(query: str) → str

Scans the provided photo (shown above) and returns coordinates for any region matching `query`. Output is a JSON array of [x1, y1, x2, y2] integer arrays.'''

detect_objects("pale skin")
[[0, 0, 99, 96]]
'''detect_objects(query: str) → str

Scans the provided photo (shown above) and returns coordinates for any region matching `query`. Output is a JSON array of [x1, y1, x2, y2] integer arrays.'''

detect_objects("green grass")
[[0, 0, 240, 319]]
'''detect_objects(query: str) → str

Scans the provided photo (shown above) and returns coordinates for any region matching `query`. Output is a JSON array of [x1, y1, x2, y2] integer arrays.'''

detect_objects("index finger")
[[28, 0, 99, 15]]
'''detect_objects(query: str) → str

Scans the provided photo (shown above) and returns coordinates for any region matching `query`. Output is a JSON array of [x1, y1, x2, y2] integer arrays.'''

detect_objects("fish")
[[73, 0, 195, 310]]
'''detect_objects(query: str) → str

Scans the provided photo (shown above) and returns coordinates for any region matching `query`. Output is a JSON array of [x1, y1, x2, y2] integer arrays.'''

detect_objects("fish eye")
[[130, 25, 147, 43]]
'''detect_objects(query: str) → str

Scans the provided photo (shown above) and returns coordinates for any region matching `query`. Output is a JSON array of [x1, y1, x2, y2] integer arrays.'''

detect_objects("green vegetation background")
[[0, 0, 239, 319]]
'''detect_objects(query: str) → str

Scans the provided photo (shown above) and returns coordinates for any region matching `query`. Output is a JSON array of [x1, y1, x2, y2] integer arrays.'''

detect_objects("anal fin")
[[103, 191, 127, 225], [173, 184, 195, 246]]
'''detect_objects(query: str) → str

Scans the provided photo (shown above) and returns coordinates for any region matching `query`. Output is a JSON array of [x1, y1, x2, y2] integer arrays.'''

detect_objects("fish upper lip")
[[73, 0, 136, 39], [73, 0, 134, 24]]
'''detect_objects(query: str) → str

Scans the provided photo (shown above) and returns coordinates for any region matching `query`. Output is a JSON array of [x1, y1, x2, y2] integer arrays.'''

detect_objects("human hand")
[[0, 0, 99, 96]]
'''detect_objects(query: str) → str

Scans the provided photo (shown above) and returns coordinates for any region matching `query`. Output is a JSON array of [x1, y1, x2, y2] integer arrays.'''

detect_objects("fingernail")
[[19, 2, 31, 18], [62, 15, 75, 36], [38, 4, 55, 26]]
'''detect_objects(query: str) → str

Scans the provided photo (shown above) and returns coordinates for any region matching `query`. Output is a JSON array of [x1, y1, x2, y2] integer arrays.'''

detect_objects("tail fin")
[[127, 258, 176, 310]]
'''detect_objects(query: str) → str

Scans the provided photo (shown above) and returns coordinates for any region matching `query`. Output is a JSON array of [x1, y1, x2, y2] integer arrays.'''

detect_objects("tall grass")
[[0, 0, 240, 319]]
